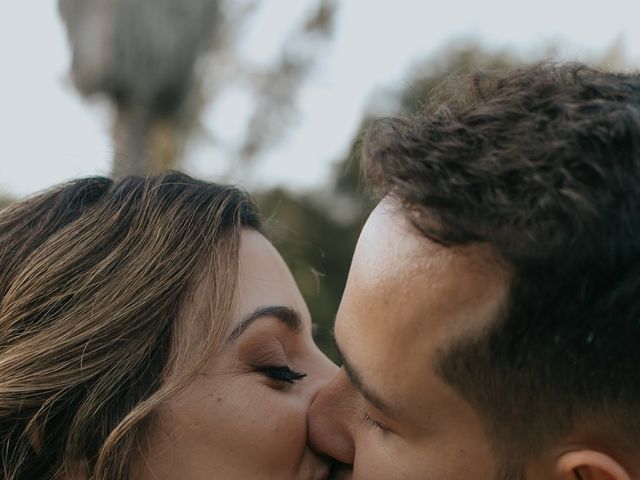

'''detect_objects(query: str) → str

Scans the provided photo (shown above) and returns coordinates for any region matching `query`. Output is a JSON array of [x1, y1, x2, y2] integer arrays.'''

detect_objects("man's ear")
[[556, 450, 630, 480]]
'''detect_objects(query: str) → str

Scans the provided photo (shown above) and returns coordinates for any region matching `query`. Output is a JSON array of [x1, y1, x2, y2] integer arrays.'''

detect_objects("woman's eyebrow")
[[226, 305, 302, 343]]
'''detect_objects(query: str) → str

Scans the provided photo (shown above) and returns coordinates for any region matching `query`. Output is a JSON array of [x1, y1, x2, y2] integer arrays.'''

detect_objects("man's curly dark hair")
[[362, 63, 640, 473]]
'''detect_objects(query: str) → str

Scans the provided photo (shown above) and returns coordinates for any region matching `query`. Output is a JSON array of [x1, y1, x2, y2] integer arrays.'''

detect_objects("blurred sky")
[[1, 0, 639, 197]]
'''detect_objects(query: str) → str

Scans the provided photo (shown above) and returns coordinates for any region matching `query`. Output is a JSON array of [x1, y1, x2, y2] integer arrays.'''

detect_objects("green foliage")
[[256, 183, 370, 361]]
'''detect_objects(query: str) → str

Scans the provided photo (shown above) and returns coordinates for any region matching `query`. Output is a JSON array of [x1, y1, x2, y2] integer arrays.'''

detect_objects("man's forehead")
[[337, 199, 511, 414], [358, 198, 422, 249], [353, 199, 445, 280], [355, 198, 509, 288]]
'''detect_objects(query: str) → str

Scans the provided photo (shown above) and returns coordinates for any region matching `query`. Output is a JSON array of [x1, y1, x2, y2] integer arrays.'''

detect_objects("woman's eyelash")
[[252, 365, 307, 384]]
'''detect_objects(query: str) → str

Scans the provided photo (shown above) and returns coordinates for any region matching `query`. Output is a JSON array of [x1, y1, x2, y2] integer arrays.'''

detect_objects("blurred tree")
[[59, 0, 222, 178], [598, 33, 628, 70], [58, 0, 337, 179], [236, 1, 337, 169]]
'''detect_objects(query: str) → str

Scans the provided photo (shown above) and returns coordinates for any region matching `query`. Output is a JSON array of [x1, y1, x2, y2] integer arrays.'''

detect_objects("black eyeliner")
[[252, 365, 307, 384]]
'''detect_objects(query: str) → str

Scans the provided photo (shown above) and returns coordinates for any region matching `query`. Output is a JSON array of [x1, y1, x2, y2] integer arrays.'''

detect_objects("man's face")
[[308, 199, 512, 479]]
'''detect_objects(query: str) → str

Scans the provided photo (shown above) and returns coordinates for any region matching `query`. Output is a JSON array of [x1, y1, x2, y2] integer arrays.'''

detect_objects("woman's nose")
[[307, 369, 356, 465]]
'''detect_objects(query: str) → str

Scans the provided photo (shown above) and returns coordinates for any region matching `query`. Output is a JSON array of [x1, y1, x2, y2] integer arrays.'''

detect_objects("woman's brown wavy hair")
[[0, 171, 260, 479]]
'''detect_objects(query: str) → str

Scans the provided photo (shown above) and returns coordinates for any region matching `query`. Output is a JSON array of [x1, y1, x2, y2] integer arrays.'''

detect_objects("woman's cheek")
[[252, 393, 309, 472]]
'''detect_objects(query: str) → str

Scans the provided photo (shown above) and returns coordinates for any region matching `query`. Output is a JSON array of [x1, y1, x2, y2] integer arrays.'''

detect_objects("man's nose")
[[307, 369, 356, 465]]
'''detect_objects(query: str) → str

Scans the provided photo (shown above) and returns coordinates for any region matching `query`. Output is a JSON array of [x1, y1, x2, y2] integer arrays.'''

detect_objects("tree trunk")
[[111, 105, 152, 179]]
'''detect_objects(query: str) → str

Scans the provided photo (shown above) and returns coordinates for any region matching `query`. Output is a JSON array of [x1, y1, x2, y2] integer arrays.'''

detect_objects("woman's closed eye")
[[252, 364, 307, 386]]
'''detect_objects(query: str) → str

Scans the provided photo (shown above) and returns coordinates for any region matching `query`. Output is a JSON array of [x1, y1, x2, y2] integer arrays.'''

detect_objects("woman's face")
[[139, 230, 337, 479]]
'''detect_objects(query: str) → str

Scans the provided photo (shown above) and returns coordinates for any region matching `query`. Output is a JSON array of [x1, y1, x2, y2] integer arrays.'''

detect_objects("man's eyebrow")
[[334, 336, 400, 420], [226, 305, 302, 343]]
